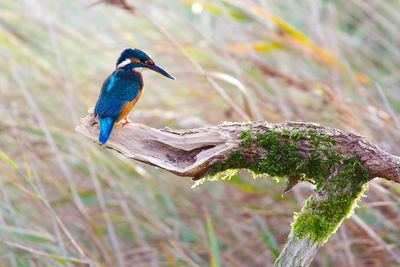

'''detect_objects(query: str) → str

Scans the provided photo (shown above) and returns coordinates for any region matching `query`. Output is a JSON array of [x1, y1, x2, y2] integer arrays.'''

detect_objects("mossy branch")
[[76, 112, 400, 267]]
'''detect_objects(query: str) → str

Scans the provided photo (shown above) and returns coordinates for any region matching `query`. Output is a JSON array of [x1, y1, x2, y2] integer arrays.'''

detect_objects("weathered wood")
[[76, 112, 400, 267], [273, 235, 321, 267], [76, 112, 400, 183]]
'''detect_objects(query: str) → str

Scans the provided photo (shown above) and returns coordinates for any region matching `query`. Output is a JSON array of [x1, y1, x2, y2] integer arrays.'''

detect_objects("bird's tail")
[[98, 117, 115, 144]]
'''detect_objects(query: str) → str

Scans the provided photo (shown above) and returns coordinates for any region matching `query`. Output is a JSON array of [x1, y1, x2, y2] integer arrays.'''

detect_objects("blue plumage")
[[116, 48, 153, 67], [98, 117, 115, 144], [94, 48, 174, 144], [95, 68, 142, 144]]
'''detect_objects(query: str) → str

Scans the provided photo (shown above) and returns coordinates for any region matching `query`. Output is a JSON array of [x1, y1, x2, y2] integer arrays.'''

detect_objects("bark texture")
[[273, 236, 321, 267], [76, 112, 400, 267], [76, 113, 400, 183]]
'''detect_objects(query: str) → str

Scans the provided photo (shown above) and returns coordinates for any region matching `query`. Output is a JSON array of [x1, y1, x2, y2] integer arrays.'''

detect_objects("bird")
[[94, 48, 174, 144]]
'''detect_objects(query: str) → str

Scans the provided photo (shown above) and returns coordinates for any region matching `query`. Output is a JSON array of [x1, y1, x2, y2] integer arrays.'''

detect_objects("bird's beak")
[[148, 64, 175, 80]]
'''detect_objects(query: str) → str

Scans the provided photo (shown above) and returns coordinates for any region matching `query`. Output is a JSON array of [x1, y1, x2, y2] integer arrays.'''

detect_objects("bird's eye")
[[129, 57, 141, 63], [144, 59, 155, 65]]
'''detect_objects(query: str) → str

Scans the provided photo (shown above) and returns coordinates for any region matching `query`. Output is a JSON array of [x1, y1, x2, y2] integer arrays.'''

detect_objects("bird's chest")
[[117, 84, 143, 121]]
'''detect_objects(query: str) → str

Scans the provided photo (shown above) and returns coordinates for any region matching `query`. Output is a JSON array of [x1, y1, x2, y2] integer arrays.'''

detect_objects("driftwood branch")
[[76, 113, 400, 183], [76, 112, 400, 267]]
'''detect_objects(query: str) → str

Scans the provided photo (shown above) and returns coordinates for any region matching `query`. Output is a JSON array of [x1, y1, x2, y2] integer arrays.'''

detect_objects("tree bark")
[[76, 113, 400, 183], [76, 112, 400, 267], [273, 235, 321, 267]]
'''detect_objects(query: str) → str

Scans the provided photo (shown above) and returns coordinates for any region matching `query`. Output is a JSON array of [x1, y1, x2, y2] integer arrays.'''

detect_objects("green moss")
[[254, 131, 301, 179], [307, 130, 336, 147], [208, 129, 338, 182], [292, 156, 369, 243], [211, 151, 245, 172], [203, 128, 370, 244], [239, 129, 253, 148]]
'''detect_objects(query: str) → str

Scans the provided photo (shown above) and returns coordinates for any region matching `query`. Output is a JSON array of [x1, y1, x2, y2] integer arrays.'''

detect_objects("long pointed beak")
[[149, 64, 175, 80]]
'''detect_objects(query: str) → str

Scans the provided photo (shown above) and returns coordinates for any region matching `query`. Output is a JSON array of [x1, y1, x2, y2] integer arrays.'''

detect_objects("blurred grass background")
[[0, 0, 400, 266]]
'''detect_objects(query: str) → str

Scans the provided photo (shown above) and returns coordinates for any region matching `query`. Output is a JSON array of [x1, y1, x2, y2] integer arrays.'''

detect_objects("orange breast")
[[117, 88, 143, 123]]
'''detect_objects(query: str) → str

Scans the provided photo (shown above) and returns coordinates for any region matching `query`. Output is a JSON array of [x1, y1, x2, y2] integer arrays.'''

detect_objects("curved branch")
[[76, 112, 400, 267], [76, 113, 400, 183]]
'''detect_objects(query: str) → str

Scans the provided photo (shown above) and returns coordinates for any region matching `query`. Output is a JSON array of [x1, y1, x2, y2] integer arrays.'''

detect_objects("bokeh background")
[[0, 0, 399, 266]]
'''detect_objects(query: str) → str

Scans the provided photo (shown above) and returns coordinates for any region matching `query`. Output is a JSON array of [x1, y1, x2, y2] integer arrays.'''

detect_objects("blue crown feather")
[[116, 48, 152, 67]]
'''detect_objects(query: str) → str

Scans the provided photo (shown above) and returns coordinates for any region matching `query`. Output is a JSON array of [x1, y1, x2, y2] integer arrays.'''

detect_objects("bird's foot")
[[122, 118, 132, 127]]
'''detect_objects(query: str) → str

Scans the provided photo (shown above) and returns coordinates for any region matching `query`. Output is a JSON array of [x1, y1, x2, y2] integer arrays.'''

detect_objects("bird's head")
[[116, 48, 174, 80]]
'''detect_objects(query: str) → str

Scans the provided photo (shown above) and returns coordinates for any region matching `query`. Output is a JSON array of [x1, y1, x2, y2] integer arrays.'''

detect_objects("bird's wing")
[[94, 70, 142, 119]]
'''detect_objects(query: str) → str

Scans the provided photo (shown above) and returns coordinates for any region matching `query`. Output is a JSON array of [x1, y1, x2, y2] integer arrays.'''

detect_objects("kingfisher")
[[94, 48, 174, 144]]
